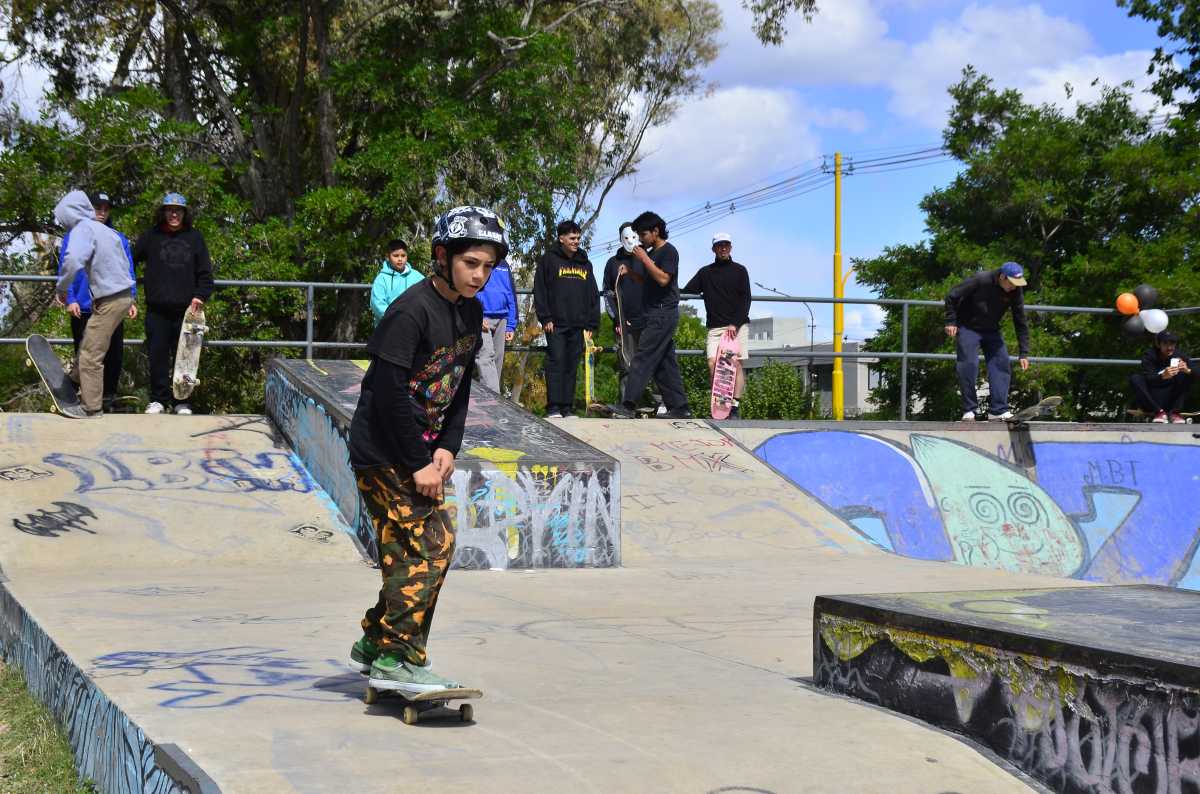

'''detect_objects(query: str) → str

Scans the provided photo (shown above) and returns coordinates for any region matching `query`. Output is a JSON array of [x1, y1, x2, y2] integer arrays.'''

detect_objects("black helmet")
[[432, 205, 510, 262]]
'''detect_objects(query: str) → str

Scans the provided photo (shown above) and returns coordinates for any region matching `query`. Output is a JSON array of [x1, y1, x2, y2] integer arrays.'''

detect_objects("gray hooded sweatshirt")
[[54, 190, 136, 301]]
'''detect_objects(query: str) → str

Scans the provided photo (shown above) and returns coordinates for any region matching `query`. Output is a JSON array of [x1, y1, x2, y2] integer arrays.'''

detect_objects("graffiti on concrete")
[[0, 587, 192, 793], [754, 430, 1200, 585], [267, 364, 622, 569], [816, 614, 1200, 794], [44, 448, 313, 495], [90, 646, 362, 709], [13, 501, 97, 538], [288, 524, 335, 544], [0, 464, 53, 482]]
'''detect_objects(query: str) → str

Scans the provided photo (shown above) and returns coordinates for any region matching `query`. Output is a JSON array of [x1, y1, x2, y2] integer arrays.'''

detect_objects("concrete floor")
[[0, 413, 1086, 793]]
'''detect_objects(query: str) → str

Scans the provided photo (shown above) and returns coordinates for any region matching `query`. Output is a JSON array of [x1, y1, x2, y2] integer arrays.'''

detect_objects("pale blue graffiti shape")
[[1034, 442, 1200, 585], [45, 449, 314, 494], [755, 431, 950, 559], [91, 646, 362, 708]]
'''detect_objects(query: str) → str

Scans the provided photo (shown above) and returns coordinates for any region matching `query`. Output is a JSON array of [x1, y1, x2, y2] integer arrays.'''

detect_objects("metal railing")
[[3, 274, 1193, 420]]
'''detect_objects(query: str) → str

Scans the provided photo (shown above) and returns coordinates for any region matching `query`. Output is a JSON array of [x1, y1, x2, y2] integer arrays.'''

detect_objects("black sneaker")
[[608, 403, 635, 419], [663, 407, 693, 419], [728, 405, 740, 419]]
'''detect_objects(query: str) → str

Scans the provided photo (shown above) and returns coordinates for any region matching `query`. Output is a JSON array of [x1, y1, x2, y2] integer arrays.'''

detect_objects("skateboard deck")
[[583, 329, 601, 414], [613, 273, 635, 368], [26, 334, 86, 419], [709, 330, 739, 420], [1005, 395, 1062, 427], [172, 307, 208, 401], [364, 684, 482, 725]]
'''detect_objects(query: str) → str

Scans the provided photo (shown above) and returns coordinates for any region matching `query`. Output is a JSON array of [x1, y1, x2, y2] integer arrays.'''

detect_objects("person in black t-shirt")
[[1130, 331, 1194, 423], [608, 211, 691, 419], [346, 205, 506, 696], [683, 232, 752, 418], [533, 219, 600, 418]]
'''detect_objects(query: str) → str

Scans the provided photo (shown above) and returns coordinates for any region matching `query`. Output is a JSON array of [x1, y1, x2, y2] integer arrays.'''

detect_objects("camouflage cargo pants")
[[355, 465, 456, 666]]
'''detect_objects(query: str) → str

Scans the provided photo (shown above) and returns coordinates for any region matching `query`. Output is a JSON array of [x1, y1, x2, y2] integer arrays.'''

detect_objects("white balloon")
[[1140, 308, 1169, 334]]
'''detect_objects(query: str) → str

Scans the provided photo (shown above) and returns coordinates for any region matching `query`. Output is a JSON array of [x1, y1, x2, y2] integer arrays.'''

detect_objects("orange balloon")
[[1116, 292, 1140, 316]]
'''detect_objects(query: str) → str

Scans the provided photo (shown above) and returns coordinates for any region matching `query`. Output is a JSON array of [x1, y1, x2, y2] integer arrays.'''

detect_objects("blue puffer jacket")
[[476, 259, 519, 331]]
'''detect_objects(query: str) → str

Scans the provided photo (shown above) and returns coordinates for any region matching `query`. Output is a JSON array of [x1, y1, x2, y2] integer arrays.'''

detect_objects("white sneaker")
[[988, 411, 1015, 421], [960, 412, 976, 422], [145, 401, 165, 414], [174, 403, 193, 415], [545, 411, 563, 419]]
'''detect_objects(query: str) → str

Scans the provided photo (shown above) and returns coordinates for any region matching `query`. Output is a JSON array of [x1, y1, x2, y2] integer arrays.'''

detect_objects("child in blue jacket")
[[474, 258, 519, 392], [370, 239, 424, 324]]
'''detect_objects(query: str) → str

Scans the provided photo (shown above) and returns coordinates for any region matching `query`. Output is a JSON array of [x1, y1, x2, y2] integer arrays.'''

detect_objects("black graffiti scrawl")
[[13, 502, 97, 538]]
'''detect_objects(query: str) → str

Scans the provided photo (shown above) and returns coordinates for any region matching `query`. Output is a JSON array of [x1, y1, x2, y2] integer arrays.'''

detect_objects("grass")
[[0, 660, 96, 793]]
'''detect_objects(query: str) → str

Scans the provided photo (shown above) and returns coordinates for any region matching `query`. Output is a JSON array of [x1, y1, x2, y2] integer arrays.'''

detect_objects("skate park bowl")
[[265, 358, 620, 568], [2, 402, 1200, 792]]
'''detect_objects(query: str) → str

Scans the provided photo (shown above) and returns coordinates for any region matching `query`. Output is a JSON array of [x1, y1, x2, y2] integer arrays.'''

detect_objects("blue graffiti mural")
[[44, 448, 314, 495], [92, 646, 363, 709], [755, 431, 1200, 585]]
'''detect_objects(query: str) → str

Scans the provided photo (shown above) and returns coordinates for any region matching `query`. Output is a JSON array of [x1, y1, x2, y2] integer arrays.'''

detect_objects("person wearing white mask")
[[602, 222, 644, 400]]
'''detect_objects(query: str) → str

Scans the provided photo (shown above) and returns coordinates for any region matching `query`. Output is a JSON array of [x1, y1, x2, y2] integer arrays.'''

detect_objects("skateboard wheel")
[[459, 703, 473, 722], [364, 686, 378, 705], [402, 705, 420, 725], [25, 358, 32, 368]]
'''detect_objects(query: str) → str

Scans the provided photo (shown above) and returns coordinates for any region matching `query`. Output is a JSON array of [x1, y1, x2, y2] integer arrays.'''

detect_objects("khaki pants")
[[76, 291, 133, 413]]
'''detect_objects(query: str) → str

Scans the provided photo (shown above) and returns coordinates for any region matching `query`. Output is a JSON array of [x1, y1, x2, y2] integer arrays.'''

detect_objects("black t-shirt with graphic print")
[[349, 278, 481, 471]]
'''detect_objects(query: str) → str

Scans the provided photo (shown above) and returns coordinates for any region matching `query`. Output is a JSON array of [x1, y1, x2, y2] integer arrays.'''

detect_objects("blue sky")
[[592, 0, 1166, 341]]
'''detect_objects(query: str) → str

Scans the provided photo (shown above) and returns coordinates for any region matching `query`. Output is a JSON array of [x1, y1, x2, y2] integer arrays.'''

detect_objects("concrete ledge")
[[265, 359, 620, 569], [0, 585, 206, 794], [814, 586, 1200, 793]]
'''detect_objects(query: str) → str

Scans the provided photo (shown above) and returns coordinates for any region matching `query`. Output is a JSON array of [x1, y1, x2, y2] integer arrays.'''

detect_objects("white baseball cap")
[[711, 232, 732, 246]]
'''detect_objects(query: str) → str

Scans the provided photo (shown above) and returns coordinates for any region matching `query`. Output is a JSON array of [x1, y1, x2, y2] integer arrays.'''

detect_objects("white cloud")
[[844, 304, 887, 341], [625, 86, 827, 201], [708, 0, 903, 88], [1022, 51, 1160, 115]]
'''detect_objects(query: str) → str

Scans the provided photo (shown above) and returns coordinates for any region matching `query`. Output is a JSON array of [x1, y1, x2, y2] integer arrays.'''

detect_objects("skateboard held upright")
[[25, 334, 86, 419], [583, 329, 604, 414], [710, 330, 739, 420], [172, 307, 208, 401], [613, 273, 635, 369]]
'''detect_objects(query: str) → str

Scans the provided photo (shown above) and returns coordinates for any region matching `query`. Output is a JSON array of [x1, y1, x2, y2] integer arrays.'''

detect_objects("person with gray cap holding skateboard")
[[132, 192, 214, 415], [944, 261, 1031, 421]]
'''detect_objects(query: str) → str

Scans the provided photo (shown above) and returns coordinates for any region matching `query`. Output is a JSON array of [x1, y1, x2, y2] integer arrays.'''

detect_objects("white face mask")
[[621, 227, 639, 254]]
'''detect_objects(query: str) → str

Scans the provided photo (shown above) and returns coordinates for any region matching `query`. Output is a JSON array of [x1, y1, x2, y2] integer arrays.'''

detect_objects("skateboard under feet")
[[363, 684, 482, 725]]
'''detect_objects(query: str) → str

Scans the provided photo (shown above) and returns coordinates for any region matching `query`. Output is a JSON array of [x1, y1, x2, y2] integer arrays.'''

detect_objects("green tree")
[[858, 67, 1200, 419], [740, 361, 815, 419]]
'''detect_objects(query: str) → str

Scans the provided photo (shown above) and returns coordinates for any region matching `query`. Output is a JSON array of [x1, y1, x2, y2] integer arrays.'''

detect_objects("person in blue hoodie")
[[58, 192, 138, 412], [54, 190, 137, 417], [474, 257, 519, 393], [370, 239, 424, 324]]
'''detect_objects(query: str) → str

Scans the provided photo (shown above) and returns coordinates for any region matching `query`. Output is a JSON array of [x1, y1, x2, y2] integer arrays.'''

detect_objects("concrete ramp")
[[726, 421, 1200, 586], [266, 359, 619, 569]]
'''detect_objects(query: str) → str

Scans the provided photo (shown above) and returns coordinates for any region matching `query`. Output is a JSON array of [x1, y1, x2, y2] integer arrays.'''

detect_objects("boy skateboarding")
[[346, 206, 506, 698]]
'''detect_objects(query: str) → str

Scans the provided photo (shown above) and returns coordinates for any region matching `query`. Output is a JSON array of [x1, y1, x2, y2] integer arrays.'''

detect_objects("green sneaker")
[[368, 651, 461, 694], [348, 635, 380, 674]]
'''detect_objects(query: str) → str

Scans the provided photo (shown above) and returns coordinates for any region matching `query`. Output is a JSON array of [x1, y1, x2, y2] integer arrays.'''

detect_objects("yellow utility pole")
[[832, 151, 844, 420]]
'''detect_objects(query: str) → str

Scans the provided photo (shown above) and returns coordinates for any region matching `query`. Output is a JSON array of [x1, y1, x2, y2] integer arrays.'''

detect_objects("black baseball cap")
[[89, 192, 113, 207]]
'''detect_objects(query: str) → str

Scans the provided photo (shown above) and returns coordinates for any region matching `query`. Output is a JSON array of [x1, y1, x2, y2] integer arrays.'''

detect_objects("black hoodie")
[[133, 224, 215, 308], [682, 258, 751, 329], [533, 243, 600, 330]]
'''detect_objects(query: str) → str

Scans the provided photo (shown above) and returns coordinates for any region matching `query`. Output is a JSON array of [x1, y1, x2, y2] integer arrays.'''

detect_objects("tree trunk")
[[313, 0, 338, 188]]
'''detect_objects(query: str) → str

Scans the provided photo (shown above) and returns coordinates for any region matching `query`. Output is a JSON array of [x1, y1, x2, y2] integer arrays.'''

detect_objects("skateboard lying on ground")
[[172, 307, 208, 401], [25, 334, 86, 419], [710, 329, 739, 420], [364, 684, 482, 725], [1005, 395, 1062, 428]]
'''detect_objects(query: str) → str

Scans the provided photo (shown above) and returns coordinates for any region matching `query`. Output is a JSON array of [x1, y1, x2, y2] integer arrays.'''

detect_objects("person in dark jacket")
[[133, 192, 215, 415], [682, 231, 752, 418], [533, 220, 599, 418], [474, 257, 519, 393], [944, 261, 1031, 421], [58, 192, 138, 412], [608, 211, 691, 419], [602, 222, 644, 399], [1130, 331, 1193, 423]]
